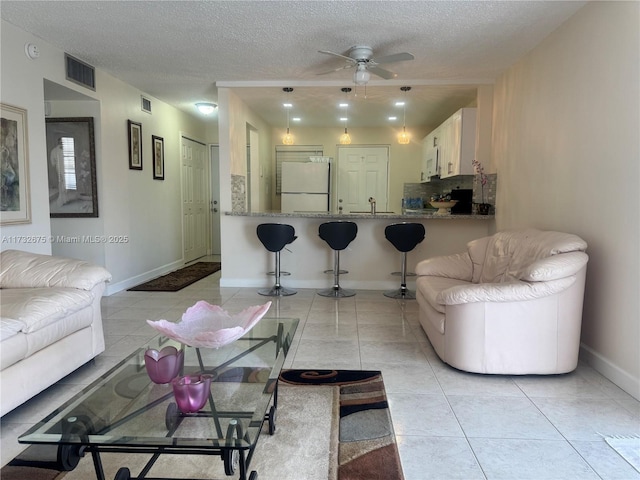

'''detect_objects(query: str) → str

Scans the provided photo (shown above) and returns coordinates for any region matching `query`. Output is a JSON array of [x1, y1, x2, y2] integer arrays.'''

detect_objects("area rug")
[[127, 262, 221, 292], [604, 435, 640, 472], [1, 370, 403, 480], [280, 369, 405, 480]]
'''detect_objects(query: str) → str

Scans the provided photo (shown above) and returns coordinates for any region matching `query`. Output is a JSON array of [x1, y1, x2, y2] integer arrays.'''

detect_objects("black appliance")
[[450, 189, 473, 214]]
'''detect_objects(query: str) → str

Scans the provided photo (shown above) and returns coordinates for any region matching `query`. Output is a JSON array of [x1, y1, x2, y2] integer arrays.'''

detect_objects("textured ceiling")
[[1, 1, 586, 127]]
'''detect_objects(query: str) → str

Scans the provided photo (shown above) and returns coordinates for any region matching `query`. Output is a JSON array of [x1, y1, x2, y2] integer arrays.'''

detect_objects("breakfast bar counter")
[[220, 211, 494, 290]]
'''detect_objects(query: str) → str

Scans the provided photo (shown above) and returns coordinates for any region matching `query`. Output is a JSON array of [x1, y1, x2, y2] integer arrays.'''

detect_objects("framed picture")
[[46, 117, 98, 217], [152, 135, 164, 180], [1, 103, 31, 225], [128, 120, 142, 170]]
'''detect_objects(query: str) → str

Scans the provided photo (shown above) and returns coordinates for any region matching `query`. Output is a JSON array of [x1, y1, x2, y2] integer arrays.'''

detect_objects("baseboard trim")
[[580, 343, 640, 401], [104, 259, 184, 296]]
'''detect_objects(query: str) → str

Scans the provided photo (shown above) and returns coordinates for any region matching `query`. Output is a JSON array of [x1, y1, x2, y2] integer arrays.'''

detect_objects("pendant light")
[[339, 87, 352, 145], [282, 87, 294, 145], [397, 86, 411, 145]]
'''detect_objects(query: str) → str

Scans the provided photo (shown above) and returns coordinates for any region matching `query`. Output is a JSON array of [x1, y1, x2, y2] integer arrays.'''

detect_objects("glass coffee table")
[[18, 318, 299, 480]]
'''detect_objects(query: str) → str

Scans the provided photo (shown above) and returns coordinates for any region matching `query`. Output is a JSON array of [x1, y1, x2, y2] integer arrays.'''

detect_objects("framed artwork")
[[46, 117, 98, 217], [1, 103, 31, 225], [128, 120, 142, 170], [152, 135, 164, 180]]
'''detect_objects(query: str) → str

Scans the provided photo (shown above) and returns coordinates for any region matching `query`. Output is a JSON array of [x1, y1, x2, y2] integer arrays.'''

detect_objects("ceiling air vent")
[[65, 53, 95, 91]]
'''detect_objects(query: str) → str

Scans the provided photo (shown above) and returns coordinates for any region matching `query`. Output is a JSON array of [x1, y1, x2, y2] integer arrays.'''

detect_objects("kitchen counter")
[[220, 210, 494, 290], [225, 210, 494, 220]]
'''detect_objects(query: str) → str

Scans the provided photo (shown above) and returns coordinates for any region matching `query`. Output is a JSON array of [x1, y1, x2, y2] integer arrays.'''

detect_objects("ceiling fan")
[[317, 45, 414, 85]]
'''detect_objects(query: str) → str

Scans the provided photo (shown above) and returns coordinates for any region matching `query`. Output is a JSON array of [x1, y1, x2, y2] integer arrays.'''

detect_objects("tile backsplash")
[[403, 174, 497, 208], [472, 173, 497, 205]]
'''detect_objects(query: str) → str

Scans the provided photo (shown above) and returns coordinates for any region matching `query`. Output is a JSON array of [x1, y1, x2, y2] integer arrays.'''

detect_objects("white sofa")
[[415, 229, 589, 375], [0, 249, 111, 415]]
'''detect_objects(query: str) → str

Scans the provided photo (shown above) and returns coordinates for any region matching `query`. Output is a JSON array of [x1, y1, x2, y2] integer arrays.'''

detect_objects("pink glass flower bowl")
[[144, 346, 184, 384], [171, 374, 213, 414]]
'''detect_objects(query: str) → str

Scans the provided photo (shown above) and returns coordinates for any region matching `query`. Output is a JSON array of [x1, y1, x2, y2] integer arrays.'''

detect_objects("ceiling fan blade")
[[318, 50, 356, 63], [371, 52, 415, 64], [368, 65, 397, 80], [316, 64, 355, 75]]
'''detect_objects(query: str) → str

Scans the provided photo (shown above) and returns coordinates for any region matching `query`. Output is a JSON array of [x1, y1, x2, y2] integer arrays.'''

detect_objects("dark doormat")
[[127, 262, 221, 292]]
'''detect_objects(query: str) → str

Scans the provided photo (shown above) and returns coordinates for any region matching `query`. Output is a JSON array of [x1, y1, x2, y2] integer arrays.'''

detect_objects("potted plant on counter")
[[472, 159, 491, 215]]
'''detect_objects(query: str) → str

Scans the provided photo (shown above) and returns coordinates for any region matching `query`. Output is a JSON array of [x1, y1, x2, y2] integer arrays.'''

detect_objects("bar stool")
[[384, 223, 425, 299], [256, 223, 297, 296], [318, 221, 358, 298]]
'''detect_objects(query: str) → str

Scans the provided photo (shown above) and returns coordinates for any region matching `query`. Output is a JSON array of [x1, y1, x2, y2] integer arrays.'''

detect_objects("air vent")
[[141, 96, 152, 114], [65, 54, 95, 91]]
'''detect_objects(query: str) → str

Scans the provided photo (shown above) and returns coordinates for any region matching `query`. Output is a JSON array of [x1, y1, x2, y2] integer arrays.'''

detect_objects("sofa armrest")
[[520, 252, 588, 281], [437, 276, 576, 305], [0, 250, 111, 291], [416, 252, 473, 281]]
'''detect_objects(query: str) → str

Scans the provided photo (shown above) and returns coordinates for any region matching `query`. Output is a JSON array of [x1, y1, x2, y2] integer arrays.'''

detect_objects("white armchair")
[[415, 229, 588, 375]]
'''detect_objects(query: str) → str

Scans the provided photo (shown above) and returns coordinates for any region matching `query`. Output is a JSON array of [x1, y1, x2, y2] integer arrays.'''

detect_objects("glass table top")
[[19, 318, 299, 451]]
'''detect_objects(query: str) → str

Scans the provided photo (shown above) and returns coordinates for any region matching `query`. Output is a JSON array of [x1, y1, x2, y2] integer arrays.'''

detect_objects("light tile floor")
[[2, 266, 639, 479]]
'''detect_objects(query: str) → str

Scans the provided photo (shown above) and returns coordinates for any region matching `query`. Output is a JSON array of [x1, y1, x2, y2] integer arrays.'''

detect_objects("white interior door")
[[210, 144, 221, 255], [182, 136, 208, 263], [337, 146, 389, 213]]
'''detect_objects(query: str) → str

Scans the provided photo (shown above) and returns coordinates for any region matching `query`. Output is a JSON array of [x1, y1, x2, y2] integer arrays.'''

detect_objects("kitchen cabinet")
[[439, 107, 477, 179], [421, 127, 440, 182]]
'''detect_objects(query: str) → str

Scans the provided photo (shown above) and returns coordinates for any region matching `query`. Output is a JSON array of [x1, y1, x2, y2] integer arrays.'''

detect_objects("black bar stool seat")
[[257, 223, 297, 296], [317, 221, 358, 298], [384, 222, 425, 299]]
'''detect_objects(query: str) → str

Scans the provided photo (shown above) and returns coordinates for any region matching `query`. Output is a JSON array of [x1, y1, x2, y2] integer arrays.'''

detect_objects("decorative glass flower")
[[144, 346, 184, 384], [171, 374, 213, 413], [146, 301, 272, 348]]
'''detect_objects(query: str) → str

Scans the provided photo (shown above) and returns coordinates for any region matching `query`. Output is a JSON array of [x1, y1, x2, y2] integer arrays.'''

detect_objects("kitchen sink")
[[349, 211, 396, 214]]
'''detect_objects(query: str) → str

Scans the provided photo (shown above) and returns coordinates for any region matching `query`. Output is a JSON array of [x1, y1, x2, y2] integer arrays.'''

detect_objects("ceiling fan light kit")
[[318, 45, 414, 87], [354, 64, 371, 85]]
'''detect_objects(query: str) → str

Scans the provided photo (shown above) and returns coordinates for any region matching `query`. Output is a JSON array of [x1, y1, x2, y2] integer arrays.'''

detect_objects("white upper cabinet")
[[439, 107, 477, 179], [421, 127, 441, 182]]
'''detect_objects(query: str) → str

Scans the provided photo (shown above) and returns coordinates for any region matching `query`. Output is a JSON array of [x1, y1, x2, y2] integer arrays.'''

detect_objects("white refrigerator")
[[281, 162, 330, 213]]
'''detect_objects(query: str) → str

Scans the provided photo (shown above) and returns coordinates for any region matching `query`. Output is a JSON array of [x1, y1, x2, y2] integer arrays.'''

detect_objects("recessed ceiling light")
[[388, 116, 398, 121], [283, 103, 293, 108], [292, 117, 301, 122], [339, 117, 348, 122], [395, 101, 405, 107], [339, 103, 349, 108]]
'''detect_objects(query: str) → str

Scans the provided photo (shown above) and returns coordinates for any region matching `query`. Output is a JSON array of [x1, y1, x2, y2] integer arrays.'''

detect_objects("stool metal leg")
[[259, 250, 296, 296], [384, 252, 416, 299], [318, 250, 355, 298]]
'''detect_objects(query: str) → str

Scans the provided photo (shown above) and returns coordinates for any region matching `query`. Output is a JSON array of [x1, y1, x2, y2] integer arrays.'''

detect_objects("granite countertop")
[[225, 210, 494, 220]]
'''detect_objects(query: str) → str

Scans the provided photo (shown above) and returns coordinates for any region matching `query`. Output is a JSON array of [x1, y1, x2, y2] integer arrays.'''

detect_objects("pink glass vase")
[[144, 346, 184, 384], [171, 374, 213, 413]]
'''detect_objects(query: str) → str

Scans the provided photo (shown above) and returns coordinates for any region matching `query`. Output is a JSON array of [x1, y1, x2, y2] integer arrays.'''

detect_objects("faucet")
[[368, 197, 376, 214]]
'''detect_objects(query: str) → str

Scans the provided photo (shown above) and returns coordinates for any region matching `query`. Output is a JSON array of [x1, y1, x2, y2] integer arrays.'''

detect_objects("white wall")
[[492, 2, 639, 398], [1, 20, 215, 293]]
